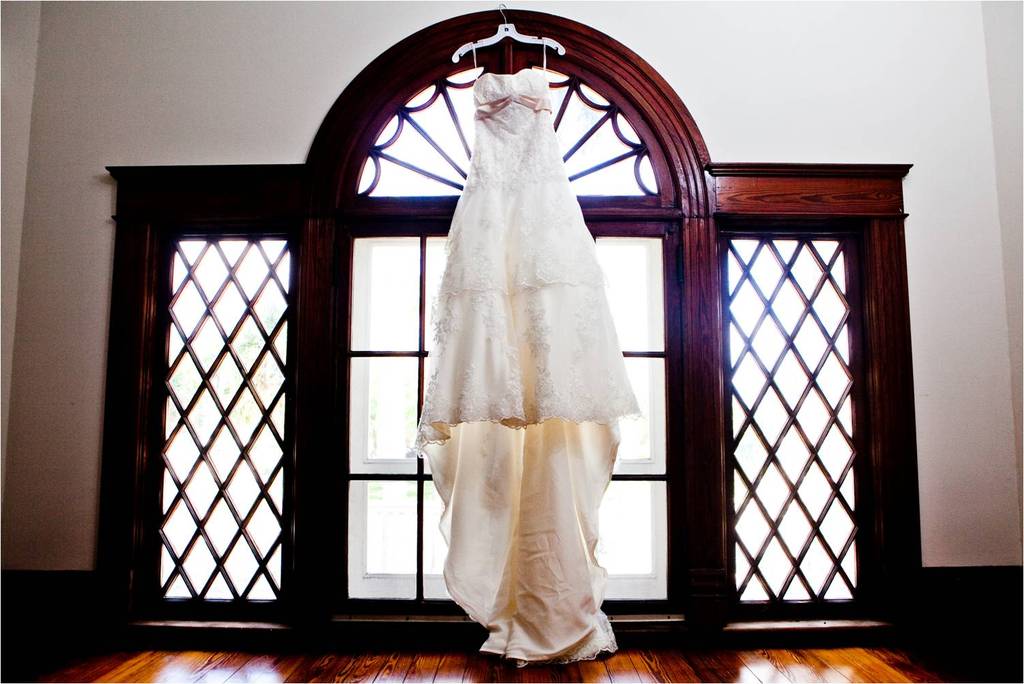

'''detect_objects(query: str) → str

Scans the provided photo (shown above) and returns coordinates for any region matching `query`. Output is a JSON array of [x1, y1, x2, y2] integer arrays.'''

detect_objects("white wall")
[[982, 1, 1023, 538], [3, 1, 1020, 569], [1, 1, 41, 501]]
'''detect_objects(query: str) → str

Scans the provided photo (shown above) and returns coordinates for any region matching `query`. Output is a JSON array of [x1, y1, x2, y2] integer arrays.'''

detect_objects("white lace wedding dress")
[[413, 68, 640, 666]]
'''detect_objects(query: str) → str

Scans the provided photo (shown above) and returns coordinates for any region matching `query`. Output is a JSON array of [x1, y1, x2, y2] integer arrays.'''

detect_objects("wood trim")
[[97, 219, 163, 623], [289, 215, 339, 626], [680, 216, 731, 627], [106, 164, 305, 223], [709, 164, 911, 217], [707, 163, 912, 178], [859, 217, 923, 616]]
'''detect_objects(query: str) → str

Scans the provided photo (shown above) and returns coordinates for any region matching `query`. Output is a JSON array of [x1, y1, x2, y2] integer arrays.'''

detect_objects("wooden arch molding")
[[305, 9, 712, 217]]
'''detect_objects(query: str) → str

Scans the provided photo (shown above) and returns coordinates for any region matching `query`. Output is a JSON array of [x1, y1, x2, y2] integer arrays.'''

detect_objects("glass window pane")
[[727, 237, 857, 604], [349, 357, 418, 474], [348, 481, 416, 599], [423, 482, 451, 599], [599, 481, 667, 599], [364, 74, 656, 198], [160, 238, 287, 602], [351, 238, 420, 351], [595, 238, 665, 352], [614, 358, 666, 475]]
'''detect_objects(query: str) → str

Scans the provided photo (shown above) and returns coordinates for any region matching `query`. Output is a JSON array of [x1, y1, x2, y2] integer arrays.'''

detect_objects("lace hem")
[[408, 411, 642, 457], [509, 612, 618, 667]]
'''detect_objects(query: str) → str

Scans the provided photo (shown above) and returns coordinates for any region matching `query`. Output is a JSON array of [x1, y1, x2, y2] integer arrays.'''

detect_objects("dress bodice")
[[464, 69, 562, 192], [473, 69, 553, 113]]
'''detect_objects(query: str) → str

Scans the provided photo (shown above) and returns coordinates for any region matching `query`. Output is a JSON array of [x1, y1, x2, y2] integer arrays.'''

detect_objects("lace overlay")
[[414, 69, 638, 666]]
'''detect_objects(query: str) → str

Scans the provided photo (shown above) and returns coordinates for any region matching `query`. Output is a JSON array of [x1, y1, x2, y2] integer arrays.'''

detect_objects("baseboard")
[[3, 565, 1021, 679]]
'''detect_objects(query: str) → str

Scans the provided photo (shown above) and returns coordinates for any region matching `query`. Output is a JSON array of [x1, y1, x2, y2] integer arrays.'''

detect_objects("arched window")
[[356, 67, 658, 197], [104, 9, 919, 630], [325, 25, 688, 604]]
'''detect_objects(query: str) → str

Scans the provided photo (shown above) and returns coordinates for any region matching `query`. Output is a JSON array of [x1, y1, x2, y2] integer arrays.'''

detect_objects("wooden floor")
[[38, 646, 950, 683]]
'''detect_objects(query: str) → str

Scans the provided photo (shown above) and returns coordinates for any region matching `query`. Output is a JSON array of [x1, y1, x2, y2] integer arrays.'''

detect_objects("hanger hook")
[[498, 3, 508, 24]]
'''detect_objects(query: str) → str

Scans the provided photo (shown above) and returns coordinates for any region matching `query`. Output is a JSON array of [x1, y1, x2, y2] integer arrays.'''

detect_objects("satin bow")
[[475, 94, 553, 119]]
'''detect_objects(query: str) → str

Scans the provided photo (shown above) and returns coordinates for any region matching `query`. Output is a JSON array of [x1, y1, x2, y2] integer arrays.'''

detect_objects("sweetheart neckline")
[[476, 67, 541, 81]]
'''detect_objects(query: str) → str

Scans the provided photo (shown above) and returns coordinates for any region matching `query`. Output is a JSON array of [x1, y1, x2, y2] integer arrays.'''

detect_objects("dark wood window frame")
[[99, 10, 919, 631]]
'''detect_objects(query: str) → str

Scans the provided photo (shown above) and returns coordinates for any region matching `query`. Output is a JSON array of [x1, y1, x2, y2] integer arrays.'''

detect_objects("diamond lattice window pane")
[[159, 238, 288, 602], [735, 430, 768, 482], [749, 246, 784, 297], [187, 390, 220, 447], [169, 355, 202, 408], [727, 237, 858, 604], [194, 249, 229, 301], [759, 538, 792, 597], [165, 429, 199, 482], [210, 358, 244, 407], [751, 318, 786, 370], [213, 283, 246, 334], [778, 502, 812, 556], [206, 499, 237, 556], [172, 281, 206, 337], [362, 70, 657, 197], [183, 539, 217, 595], [733, 354, 767, 408], [755, 464, 790, 521]]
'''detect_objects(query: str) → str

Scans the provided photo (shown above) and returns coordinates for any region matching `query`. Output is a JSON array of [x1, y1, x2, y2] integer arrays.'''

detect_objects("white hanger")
[[451, 4, 567, 64]]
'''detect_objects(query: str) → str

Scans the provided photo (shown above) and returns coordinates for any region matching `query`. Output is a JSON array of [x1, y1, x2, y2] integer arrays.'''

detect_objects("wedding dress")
[[413, 67, 640, 666]]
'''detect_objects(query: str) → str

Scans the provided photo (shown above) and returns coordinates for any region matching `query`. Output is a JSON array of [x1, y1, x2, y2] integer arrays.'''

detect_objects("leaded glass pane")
[[160, 238, 288, 602], [727, 237, 857, 604]]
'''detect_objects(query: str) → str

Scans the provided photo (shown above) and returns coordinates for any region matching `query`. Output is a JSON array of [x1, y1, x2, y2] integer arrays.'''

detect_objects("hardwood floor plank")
[[459, 653, 492, 683], [733, 651, 791, 683], [751, 649, 847, 684], [285, 653, 356, 683], [790, 649, 853, 683], [873, 647, 946, 683], [805, 648, 912, 683], [516, 664, 560, 682], [341, 653, 390, 682], [187, 651, 254, 683], [576, 657, 611, 683], [225, 653, 306, 682], [135, 650, 242, 683], [99, 650, 185, 682], [556, 662, 585, 683], [37, 651, 139, 683], [487, 655, 519, 683], [636, 649, 701, 683], [432, 652, 469, 682], [684, 650, 761, 683], [373, 652, 415, 682], [603, 650, 641, 683], [404, 653, 442, 682], [623, 650, 658, 683]]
